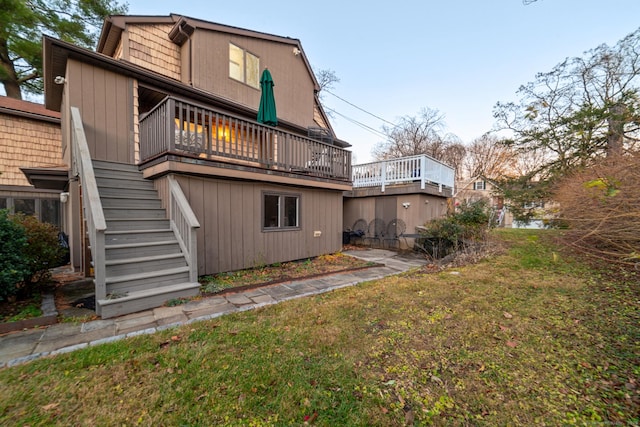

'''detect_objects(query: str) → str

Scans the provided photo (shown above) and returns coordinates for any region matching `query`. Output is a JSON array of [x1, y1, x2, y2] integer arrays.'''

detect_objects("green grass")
[[5, 303, 42, 322], [0, 229, 638, 426]]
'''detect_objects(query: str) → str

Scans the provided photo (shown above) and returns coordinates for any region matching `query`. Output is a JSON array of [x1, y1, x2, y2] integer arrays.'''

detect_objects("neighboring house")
[[0, 97, 65, 227], [345, 154, 455, 249], [42, 14, 352, 317], [454, 177, 512, 227]]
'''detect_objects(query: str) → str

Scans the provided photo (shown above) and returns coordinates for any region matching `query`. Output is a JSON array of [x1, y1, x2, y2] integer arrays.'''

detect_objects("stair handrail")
[[167, 175, 200, 282], [70, 107, 107, 303]]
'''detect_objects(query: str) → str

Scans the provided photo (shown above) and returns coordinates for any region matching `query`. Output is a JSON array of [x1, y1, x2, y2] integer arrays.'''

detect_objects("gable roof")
[[97, 14, 321, 93]]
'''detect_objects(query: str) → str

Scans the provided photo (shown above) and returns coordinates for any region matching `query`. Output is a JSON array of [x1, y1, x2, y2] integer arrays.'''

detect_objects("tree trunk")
[[607, 103, 625, 156], [0, 38, 22, 100]]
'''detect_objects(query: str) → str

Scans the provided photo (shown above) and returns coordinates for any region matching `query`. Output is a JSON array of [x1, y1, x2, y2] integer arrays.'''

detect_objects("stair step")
[[101, 197, 163, 209], [105, 253, 187, 276], [99, 186, 159, 198], [105, 229, 174, 240], [103, 207, 167, 219], [97, 282, 200, 319], [106, 252, 185, 266], [105, 266, 191, 294], [105, 240, 182, 260], [106, 219, 171, 231], [95, 168, 148, 181], [93, 160, 140, 172], [96, 178, 155, 191]]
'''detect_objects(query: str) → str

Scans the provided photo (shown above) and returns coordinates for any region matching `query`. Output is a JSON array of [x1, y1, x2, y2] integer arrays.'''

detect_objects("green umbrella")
[[257, 68, 277, 126]]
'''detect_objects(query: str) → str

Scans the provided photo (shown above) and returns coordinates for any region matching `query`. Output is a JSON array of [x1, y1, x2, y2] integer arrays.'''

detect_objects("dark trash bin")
[[342, 231, 350, 245]]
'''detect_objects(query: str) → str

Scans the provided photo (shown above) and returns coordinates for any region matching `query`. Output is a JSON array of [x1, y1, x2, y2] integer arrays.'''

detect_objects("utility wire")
[[324, 89, 399, 128], [325, 107, 388, 140]]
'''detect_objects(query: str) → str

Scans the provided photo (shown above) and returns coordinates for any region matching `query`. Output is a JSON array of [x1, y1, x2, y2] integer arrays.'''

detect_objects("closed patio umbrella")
[[257, 68, 277, 126]]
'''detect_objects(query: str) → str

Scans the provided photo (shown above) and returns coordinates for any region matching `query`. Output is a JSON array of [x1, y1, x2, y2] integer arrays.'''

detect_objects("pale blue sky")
[[128, 1, 640, 162]]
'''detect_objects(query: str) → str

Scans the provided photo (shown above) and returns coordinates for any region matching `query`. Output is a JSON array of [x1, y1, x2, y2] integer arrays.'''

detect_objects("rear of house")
[[42, 14, 352, 317]]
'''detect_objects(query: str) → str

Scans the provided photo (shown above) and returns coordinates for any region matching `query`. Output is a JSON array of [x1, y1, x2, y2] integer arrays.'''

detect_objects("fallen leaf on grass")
[[506, 340, 518, 348], [503, 312, 513, 319], [42, 403, 59, 411], [499, 325, 509, 331]]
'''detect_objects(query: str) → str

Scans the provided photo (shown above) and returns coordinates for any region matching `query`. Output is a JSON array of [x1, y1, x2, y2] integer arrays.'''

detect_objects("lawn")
[[0, 229, 638, 426]]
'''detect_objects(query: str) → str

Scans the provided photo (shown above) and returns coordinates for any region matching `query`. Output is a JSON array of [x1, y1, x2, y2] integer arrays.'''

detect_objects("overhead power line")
[[325, 107, 388, 140], [324, 89, 398, 128]]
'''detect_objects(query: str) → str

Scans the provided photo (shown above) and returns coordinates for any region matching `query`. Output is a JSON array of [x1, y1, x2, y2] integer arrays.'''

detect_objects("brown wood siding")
[[169, 174, 342, 275], [190, 30, 316, 128], [127, 24, 181, 80], [343, 194, 448, 247], [0, 113, 61, 187], [66, 59, 134, 163]]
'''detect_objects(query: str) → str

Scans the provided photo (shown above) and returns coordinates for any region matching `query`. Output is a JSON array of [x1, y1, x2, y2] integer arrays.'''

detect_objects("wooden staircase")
[[92, 160, 200, 318]]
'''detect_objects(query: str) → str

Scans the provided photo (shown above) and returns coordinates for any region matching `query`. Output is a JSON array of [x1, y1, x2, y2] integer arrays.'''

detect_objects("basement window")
[[263, 193, 299, 230]]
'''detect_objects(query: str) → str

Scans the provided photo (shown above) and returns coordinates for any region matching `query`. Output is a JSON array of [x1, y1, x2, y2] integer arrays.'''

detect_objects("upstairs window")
[[229, 43, 260, 89], [473, 180, 486, 191], [263, 193, 299, 230]]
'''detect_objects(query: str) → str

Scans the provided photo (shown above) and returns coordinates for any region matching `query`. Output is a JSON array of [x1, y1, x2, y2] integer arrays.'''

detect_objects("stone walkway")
[[0, 249, 426, 368]]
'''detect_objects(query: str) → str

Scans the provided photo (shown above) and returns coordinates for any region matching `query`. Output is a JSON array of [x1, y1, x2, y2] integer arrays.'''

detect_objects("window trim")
[[262, 191, 301, 232], [473, 180, 486, 191], [229, 42, 260, 89]]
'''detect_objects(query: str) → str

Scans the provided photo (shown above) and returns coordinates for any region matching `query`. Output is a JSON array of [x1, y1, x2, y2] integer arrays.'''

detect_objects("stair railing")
[[70, 107, 107, 305], [167, 175, 200, 282]]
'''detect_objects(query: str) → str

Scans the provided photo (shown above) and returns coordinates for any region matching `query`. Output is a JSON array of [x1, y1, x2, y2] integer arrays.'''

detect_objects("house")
[[345, 154, 455, 249], [42, 14, 352, 317], [0, 97, 65, 226], [454, 176, 512, 227]]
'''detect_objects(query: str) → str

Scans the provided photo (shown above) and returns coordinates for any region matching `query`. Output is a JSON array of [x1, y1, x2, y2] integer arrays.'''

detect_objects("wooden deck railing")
[[139, 96, 351, 180], [70, 107, 107, 309], [168, 175, 200, 283], [352, 154, 455, 193]]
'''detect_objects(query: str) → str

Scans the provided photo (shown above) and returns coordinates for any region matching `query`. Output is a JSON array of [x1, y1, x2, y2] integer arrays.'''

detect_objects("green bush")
[[0, 209, 29, 301], [10, 213, 66, 296], [418, 200, 492, 259]]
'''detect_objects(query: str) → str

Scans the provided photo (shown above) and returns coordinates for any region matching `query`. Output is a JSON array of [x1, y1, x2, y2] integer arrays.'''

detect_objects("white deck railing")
[[70, 107, 107, 307], [352, 154, 455, 193]]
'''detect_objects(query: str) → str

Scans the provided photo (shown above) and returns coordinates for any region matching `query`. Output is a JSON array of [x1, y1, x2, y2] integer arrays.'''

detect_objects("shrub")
[[10, 213, 67, 296], [418, 200, 492, 259], [0, 209, 29, 301], [554, 152, 640, 266]]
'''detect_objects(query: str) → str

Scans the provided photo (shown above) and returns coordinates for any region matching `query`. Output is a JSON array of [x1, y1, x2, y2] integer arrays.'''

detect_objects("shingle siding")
[[0, 113, 61, 187], [128, 24, 181, 80]]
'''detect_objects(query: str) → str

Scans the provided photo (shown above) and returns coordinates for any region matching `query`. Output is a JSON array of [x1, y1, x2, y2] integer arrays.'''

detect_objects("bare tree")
[[315, 69, 340, 98], [373, 107, 457, 160], [440, 135, 466, 179], [462, 135, 516, 180]]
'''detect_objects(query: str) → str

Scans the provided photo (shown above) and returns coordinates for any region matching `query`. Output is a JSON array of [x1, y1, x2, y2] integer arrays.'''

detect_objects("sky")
[[125, 1, 640, 163]]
